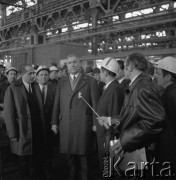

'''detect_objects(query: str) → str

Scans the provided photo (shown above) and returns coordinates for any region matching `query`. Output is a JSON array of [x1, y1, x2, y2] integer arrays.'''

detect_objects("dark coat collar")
[[14, 77, 24, 87], [97, 80, 118, 105], [14, 77, 36, 87], [129, 73, 150, 92]]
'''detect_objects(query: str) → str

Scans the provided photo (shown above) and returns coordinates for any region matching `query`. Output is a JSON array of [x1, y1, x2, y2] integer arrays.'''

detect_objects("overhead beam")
[[0, 0, 24, 8]]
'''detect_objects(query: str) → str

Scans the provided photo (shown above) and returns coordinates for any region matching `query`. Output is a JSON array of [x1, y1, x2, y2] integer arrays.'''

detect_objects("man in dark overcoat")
[[51, 54, 99, 180], [96, 57, 124, 176], [4, 64, 44, 180], [34, 65, 56, 179]]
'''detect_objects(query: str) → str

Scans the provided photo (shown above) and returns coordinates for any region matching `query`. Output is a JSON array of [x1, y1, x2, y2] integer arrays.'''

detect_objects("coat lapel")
[[73, 73, 87, 95], [97, 80, 116, 106], [15, 78, 28, 103], [62, 76, 72, 95], [97, 87, 107, 106], [45, 83, 53, 107], [34, 83, 43, 112]]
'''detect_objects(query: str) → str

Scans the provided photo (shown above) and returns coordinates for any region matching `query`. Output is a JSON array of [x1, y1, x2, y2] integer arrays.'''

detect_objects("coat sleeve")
[[4, 86, 18, 138], [51, 81, 60, 125], [90, 78, 100, 126], [120, 87, 165, 152]]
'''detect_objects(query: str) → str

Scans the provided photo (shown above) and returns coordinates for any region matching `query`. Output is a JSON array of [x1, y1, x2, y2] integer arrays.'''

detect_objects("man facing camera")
[[51, 54, 100, 180], [34, 65, 56, 180], [4, 64, 44, 180]]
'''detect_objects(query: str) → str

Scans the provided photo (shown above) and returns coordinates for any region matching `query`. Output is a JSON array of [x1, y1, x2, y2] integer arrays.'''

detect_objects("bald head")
[[21, 64, 35, 84]]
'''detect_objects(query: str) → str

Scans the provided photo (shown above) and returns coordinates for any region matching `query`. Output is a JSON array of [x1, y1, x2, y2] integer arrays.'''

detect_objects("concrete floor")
[[2, 148, 102, 180]]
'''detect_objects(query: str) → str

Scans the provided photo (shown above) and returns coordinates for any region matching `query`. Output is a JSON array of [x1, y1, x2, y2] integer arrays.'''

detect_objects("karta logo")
[[103, 157, 176, 178]]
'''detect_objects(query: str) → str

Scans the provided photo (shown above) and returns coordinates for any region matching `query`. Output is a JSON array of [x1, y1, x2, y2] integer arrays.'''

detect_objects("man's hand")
[[97, 116, 110, 129], [110, 139, 124, 157], [92, 125, 96, 132], [11, 138, 18, 142], [51, 125, 59, 135]]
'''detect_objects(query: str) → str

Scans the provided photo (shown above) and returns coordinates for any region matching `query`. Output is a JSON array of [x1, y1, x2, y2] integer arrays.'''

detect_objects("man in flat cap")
[[34, 65, 56, 179], [4, 64, 44, 180]]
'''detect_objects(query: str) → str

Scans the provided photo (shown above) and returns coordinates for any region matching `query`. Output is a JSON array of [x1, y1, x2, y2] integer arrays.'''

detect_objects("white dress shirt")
[[22, 80, 32, 92], [70, 73, 79, 81]]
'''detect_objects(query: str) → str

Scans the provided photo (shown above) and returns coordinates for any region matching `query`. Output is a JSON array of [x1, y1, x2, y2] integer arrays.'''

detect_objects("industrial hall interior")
[[0, 0, 176, 180]]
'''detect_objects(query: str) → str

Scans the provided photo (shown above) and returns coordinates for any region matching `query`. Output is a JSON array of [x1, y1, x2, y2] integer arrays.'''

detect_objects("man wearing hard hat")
[[154, 56, 176, 177], [49, 66, 59, 85], [97, 53, 165, 177], [96, 57, 124, 176]]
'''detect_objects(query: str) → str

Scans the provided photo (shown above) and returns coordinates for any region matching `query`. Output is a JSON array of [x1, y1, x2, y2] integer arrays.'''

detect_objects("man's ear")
[[128, 63, 134, 72], [105, 70, 108, 77], [166, 74, 172, 82]]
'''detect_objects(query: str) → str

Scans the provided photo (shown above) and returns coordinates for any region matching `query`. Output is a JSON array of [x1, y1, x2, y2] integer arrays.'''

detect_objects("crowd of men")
[[0, 53, 176, 180]]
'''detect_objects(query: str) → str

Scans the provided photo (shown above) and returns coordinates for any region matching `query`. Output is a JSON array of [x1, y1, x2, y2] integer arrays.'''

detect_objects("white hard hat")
[[49, 66, 58, 72], [36, 65, 49, 75], [6, 67, 17, 74], [101, 57, 119, 74], [155, 56, 176, 74]]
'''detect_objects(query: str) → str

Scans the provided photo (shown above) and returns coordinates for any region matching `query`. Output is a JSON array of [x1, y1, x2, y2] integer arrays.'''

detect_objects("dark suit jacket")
[[33, 82, 56, 145], [96, 80, 124, 159], [119, 78, 131, 93], [96, 80, 124, 137], [97, 81, 105, 96]]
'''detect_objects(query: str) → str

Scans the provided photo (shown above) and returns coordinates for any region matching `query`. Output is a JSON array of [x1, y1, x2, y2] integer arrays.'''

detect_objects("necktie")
[[28, 85, 32, 95], [73, 76, 76, 81], [41, 86, 45, 105]]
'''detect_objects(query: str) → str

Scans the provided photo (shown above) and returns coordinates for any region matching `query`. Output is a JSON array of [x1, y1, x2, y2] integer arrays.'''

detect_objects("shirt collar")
[[129, 73, 142, 86], [70, 73, 79, 80], [119, 77, 125, 84], [22, 79, 30, 91], [39, 83, 47, 91]]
